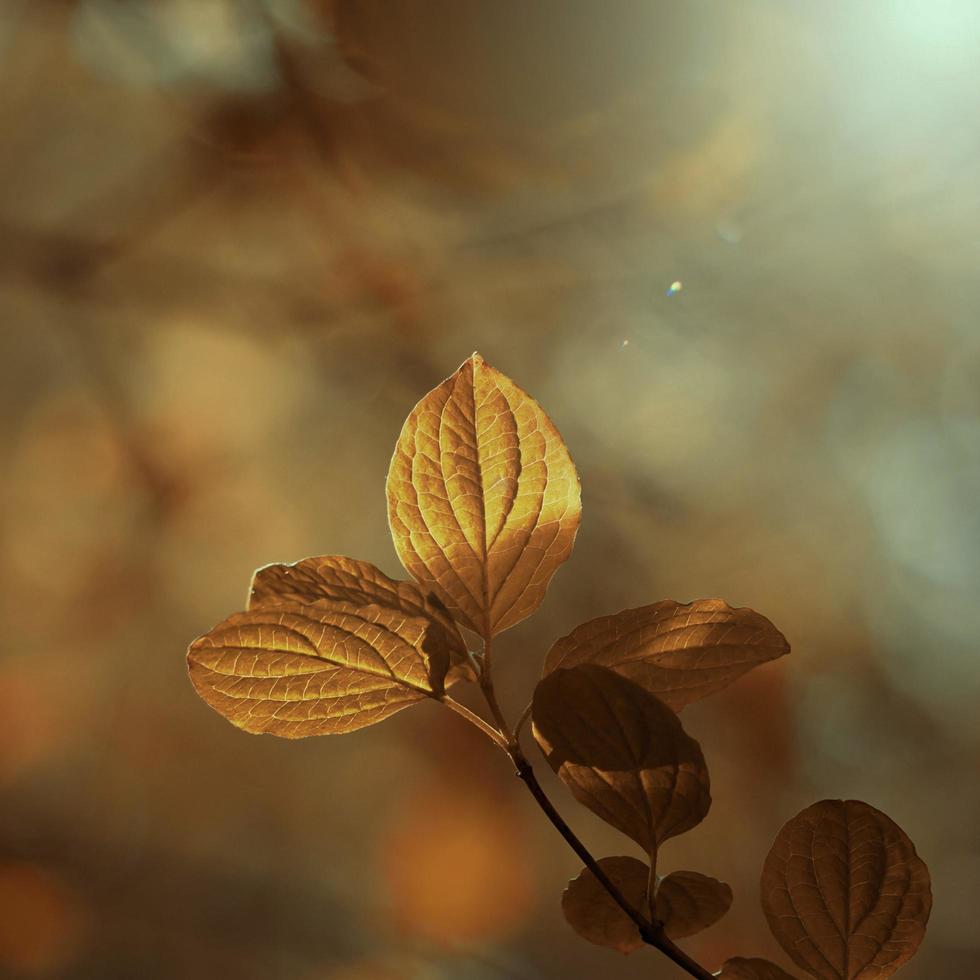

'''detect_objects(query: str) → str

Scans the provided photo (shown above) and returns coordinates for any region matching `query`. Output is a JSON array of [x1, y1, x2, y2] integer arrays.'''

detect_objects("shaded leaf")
[[248, 555, 475, 680], [719, 958, 798, 980], [543, 598, 789, 711], [561, 858, 731, 954], [532, 665, 711, 853], [760, 799, 931, 980], [656, 870, 732, 940], [561, 856, 648, 954], [386, 352, 581, 637], [187, 600, 450, 737]]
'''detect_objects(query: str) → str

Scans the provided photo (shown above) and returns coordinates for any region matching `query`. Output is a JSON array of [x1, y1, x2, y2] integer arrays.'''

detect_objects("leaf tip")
[[467, 351, 491, 377]]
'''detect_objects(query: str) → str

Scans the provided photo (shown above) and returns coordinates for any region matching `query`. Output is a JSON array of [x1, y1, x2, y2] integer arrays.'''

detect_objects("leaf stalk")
[[442, 696, 510, 750]]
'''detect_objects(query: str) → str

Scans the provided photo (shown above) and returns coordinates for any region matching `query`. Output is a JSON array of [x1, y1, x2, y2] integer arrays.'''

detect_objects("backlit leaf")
[[719, 958, 798, 980], [655, 870, 732, 940], [386, 352, 581, 637], [532, 665, 711, 854], [248, 555, 474, 680], [187, 600, 449, 737], [543, 598, 789, 711], [760, 799, 931, 980], [561, 856, 649, 954]]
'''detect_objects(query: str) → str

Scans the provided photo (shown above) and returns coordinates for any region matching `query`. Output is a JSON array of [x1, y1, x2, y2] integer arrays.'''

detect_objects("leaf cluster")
[[187, 354, 931, 980]]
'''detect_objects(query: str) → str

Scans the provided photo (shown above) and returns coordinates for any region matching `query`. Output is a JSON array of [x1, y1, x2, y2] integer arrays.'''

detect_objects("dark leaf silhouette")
[[761, 799, 931, 979], [187, 601, 449, 736], [532, 665, 710, 854], [562, 857, 731, 953], [562, 856, 649, 954], [655, 869, 732, 939], [544, 598, 789, 710], [386, 352, 581, 638]]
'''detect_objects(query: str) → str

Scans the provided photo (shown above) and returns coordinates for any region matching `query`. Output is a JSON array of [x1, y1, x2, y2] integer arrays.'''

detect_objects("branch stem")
[[509, 746, 716, 980], [473, 638, 715, 980], [511, 747, 647, 933]]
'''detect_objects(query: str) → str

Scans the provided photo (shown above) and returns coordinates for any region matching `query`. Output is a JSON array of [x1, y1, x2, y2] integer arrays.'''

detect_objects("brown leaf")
[[561, 856, 649, 954], [719, 958, 798, 980], [386, 352, 581, 638], [187, 600, 449, 737], [532, 665, 711, 853], [248, 555, 475, 681], [760, 799, 932, 980], [656, 870, 732, 940], [561, 858, 731, 953], [543, 598, 789, 711]]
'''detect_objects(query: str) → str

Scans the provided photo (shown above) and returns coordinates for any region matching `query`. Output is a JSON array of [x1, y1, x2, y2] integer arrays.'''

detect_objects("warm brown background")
[[2, 2, 978, 978]]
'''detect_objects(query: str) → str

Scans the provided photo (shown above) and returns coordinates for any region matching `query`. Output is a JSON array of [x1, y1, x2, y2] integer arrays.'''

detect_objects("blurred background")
[[2, 1, 978, 977]]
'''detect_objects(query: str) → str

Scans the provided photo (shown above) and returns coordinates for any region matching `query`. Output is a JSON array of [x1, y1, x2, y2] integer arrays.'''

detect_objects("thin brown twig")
[[473, 637, 716, 980], [509, 746, 715, 980]]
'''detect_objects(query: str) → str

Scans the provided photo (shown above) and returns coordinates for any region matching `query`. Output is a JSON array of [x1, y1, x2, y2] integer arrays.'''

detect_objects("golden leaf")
[[543, 598, 789, 711], [248, 555, 474, 681], [655, 869, 732, 940], [386, 352, 581, 637], [760, 800, 932, 980], [187, 600, 449, 737], [532, 665, 711, 854], [561, 856, 649, 955], [719, 958, 799, 980]]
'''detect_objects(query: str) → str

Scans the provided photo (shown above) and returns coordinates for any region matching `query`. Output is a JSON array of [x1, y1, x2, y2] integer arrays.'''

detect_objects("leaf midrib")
[[201, 616, 437, 697]]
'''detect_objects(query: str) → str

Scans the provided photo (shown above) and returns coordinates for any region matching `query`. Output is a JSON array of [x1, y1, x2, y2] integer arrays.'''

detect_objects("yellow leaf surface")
[[386, 352, 581, 637], [655, 869, 732, 940], [532, 665, 711, 854], [561, 856, 649, 954], [187, 600, 449, 737], [544, 598, 789, 710], [760, 800, 931, 980], [719, 958, 798, 980], [248, 555, 474, 680]]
